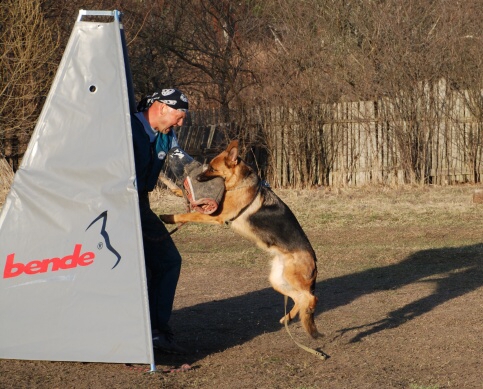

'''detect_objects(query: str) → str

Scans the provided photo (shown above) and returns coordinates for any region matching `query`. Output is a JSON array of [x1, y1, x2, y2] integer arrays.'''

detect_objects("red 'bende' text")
[[3, 244, 95, 278]]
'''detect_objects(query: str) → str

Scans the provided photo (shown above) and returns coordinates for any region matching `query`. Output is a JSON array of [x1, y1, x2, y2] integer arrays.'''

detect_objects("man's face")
[[155, 103, 187, 134]]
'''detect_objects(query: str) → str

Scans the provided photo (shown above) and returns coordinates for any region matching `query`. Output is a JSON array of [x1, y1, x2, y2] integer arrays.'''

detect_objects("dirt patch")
[[1, 185, 482, 388]]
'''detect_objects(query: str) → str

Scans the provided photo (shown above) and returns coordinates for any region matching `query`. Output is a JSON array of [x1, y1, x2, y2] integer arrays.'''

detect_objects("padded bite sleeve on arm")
[[166, 147, 224, 214], [183, 164, 224, 214]]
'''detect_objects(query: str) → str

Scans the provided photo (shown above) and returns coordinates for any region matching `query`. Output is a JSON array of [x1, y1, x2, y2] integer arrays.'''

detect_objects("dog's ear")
[[225, 140, 239, 167]]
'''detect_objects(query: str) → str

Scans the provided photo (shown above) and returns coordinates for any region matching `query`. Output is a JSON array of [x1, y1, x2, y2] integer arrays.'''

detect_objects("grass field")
[[1, 183, 482, 388]]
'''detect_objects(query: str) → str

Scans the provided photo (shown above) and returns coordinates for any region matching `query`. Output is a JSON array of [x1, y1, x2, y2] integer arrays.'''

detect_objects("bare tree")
[[442, 0, 483, 183], [328, 0, 467, 184], [4, 0, 483, 187], [0, 0, 59, 170], [147, 0, 265, 121]]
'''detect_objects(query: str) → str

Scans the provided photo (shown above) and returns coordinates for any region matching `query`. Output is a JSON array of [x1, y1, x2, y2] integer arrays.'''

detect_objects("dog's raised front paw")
[[159, 214, 176, 224]]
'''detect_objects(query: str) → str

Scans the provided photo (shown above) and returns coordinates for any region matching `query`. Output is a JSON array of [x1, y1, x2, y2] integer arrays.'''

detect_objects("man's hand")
[[159, 214, 176, 224]]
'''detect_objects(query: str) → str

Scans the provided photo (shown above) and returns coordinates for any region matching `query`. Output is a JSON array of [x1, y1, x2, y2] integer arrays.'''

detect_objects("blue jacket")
[[131, 114, 178, 193]]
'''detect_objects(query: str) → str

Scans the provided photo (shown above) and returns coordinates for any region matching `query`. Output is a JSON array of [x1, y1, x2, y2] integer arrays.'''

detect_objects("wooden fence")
[[180, 86, 483, 188], [2, 82, 482, 189]]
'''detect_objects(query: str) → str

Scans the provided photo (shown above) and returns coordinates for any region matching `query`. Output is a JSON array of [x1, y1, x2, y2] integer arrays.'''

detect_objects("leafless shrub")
[[3, 0, 483, 188], [0, 158, 14, 204], [0, 0, 59, 170]]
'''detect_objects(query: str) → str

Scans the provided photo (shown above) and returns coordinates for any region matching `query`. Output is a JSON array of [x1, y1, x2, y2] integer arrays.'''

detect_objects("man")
[[131, 88, 189, 354]]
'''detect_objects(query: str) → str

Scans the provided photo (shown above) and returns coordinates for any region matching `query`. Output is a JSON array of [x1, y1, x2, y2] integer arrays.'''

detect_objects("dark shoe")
[[152, 330, 188, 355]]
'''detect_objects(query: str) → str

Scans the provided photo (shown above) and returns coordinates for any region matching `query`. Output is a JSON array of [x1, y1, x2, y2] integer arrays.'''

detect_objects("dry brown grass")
[[0, 159, 14, 201], [1, 181, 482, 389]]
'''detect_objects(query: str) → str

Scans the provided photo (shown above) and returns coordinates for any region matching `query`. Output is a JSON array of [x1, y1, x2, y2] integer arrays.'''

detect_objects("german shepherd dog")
[[160, 140, 319, 338]]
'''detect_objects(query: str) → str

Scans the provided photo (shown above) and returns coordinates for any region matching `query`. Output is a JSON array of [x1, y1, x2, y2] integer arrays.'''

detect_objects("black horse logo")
[[86, 211, 121, 269]]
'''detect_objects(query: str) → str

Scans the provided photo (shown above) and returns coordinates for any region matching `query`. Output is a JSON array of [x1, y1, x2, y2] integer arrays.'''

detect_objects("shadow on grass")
[[156, 283, 283, 365], [325, 243, 483, 343], [158, 243, 483, 365]]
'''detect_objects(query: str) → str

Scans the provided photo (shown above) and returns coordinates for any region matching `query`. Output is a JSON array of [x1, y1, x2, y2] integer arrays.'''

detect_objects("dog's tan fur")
[[160, 140, 319, 338]]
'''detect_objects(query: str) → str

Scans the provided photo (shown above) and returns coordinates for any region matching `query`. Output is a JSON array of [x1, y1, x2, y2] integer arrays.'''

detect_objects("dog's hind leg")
[[269, 255, 299, 320], [280, 302, 299, 324], [297, 291, 319, 338], [269, 252, 320, 338]]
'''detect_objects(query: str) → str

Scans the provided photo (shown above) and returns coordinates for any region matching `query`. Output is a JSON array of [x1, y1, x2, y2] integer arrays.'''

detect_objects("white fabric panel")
[[0, 16, 153, 365]]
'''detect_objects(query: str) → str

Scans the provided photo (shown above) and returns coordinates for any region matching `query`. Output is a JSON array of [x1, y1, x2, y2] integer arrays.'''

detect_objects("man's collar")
[[135, 112, 157, 142]]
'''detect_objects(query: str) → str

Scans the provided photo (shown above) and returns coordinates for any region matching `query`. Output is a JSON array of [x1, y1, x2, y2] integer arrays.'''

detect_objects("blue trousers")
[[138, 192, 181, 333]]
